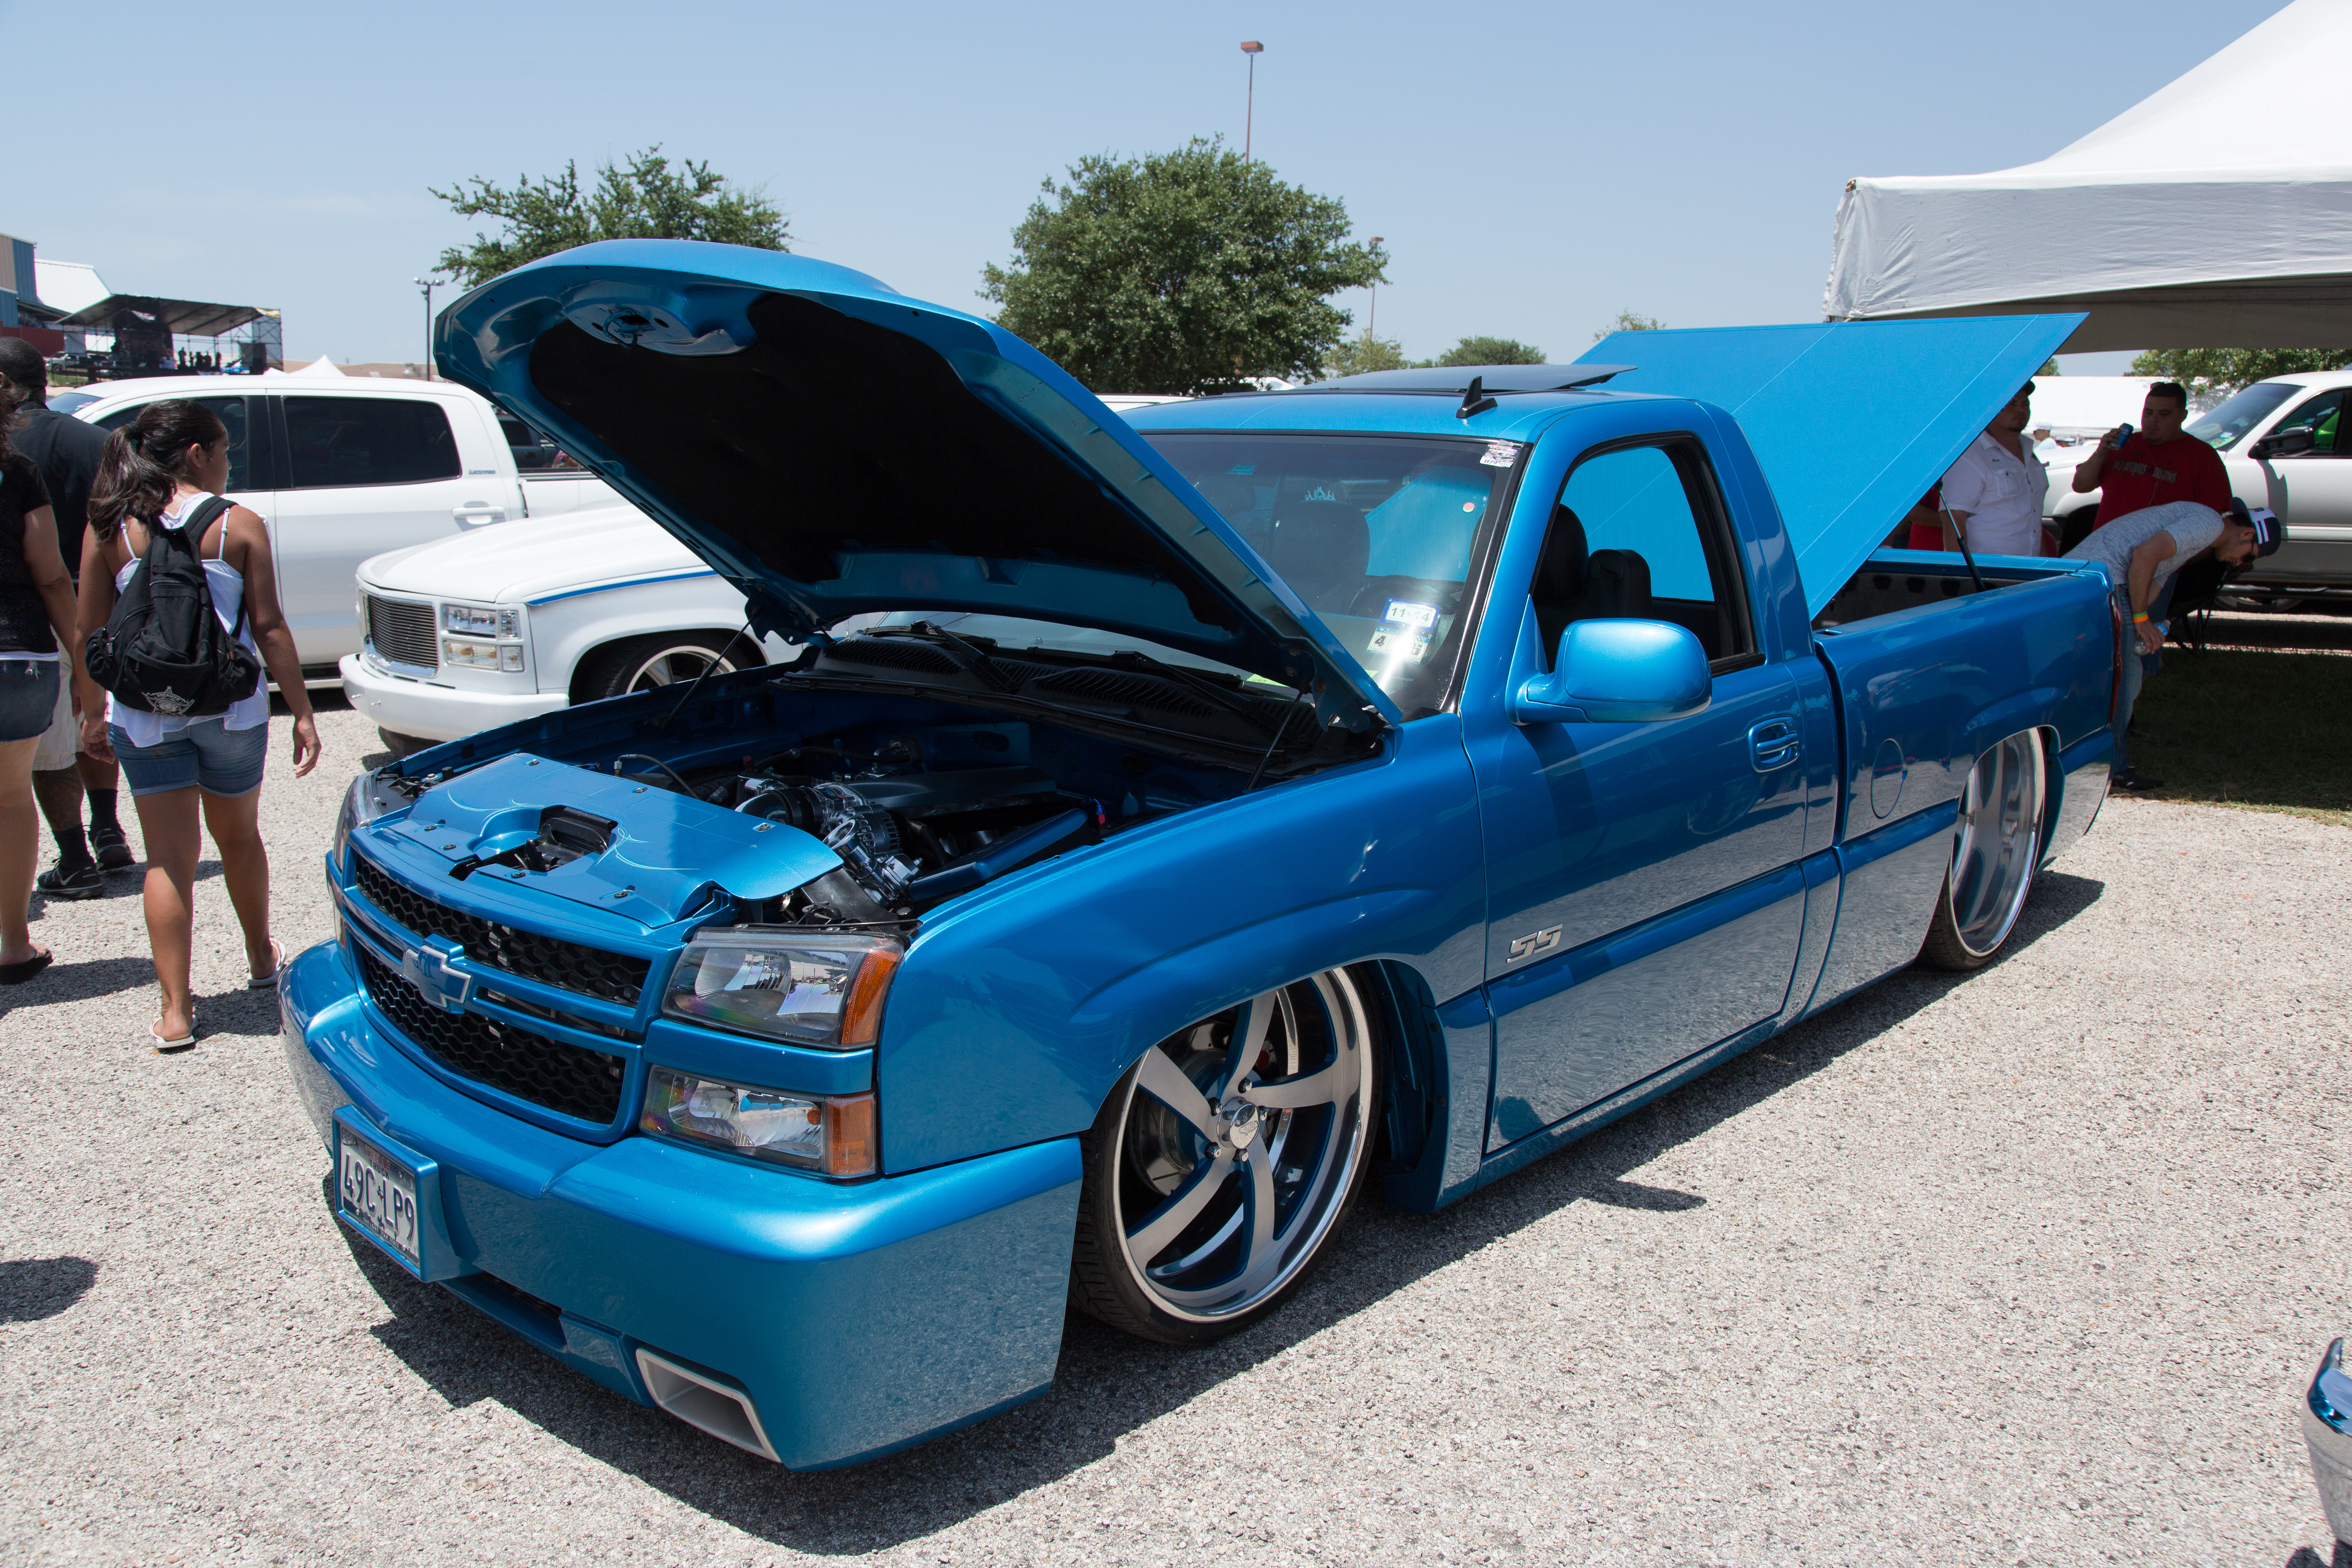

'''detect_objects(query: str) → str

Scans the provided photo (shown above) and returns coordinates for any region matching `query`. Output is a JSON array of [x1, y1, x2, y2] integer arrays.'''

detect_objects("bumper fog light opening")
[[635, 1348, 780, 1463]]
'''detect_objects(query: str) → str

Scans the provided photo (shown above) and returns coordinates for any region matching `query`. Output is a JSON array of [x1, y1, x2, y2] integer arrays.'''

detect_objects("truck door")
[[2252, 388, 2352, 586], [266, 392, 493, 666], [91, 390, 278, 573], [1467, 435, 1809, 1151]]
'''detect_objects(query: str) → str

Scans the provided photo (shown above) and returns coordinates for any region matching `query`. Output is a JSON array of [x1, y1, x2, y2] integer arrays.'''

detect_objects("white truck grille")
[[364, 594, 438, 670]]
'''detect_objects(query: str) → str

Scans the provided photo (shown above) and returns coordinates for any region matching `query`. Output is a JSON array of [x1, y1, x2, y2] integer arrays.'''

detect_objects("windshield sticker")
[[1367, 627, 1430, 662], [1227, 464, 1256, 474], [1480, 441, 1522, 468], [1382, 599, 1439, 629]]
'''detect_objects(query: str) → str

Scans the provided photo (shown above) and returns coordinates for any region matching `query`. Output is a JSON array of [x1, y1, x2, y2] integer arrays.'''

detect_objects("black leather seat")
[[1532, 504, 1652, 658], [1254, 499, 1370, 612]]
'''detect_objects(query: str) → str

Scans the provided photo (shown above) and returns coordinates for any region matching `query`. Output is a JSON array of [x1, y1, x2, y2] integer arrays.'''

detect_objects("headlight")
[[334, 769, 402, 864], [442, 638, 525, 671], [661, 929, 902, 1049], [640, 1067, 877, 1177], [442, 604, 520, 637]]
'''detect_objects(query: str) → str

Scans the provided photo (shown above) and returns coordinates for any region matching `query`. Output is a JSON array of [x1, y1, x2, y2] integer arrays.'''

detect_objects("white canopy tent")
[[1824, 0, 2352, 352]]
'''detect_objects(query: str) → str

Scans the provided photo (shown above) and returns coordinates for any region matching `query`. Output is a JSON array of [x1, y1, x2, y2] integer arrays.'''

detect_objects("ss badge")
[[1506, 925, 1563, 964]]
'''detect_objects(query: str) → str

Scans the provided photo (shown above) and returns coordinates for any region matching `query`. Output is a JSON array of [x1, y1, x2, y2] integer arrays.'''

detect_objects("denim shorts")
[[109, 718, 270, 798], [0, 659, 62, 743]]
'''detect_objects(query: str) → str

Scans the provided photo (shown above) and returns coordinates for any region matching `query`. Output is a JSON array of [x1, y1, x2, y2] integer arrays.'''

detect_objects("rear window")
[[284, 396, 460, 488]]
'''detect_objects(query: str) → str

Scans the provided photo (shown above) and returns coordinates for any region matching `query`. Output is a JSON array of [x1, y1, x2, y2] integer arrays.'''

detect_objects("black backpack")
[[85, 496, 263, 717]]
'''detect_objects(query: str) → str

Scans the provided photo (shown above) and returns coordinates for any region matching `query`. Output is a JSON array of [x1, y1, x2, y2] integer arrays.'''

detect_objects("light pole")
[[412, 276, 438, 379], [1369, 237, 1385, 339], [1241, 40, 1263, 162]]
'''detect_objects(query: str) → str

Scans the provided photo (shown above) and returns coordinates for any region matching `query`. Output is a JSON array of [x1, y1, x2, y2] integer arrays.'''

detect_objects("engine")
[[614, 745, 1096, 924]]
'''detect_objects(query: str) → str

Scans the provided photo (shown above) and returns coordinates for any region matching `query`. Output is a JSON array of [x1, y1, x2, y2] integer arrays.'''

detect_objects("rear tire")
[[572, 631, 756, 704], [1919, 730, 2047, 972], [1070, 967, 1381, 1345]]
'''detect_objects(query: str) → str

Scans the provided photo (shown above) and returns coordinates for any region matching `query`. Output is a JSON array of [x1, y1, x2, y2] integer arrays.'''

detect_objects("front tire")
[[572, 631, 756, 704], [1070, 968, 1381, 1345], [1919, 730, 2047, 971]]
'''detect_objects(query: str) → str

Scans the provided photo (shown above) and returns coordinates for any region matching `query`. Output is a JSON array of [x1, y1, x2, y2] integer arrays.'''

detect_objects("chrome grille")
[[364, 593, 437, 669]]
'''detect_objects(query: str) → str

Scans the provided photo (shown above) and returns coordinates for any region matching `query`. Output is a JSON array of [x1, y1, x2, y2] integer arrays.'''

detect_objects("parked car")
[[2040, 368, 2352, 605], [284, 243, 2116, 1471], [53, 374, 617, 680], [2305, 1336, 2352, 1552], [342, 506, 791, 755]]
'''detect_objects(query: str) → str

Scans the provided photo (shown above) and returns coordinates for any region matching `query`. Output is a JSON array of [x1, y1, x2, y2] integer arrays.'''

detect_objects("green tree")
[[981, 138, 1385, 395], [432, 145, 788, 288], [1437, 335, 1545, 367], [2128, 347, 2350, 398], [1593, 310, 1666, 341], [1321, 336, 1415, 378], [2039, 357, 2061, 375]]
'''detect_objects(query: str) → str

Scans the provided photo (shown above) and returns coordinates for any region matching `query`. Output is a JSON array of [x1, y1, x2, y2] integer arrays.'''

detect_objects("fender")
[[873, 715, 1488, 1174]]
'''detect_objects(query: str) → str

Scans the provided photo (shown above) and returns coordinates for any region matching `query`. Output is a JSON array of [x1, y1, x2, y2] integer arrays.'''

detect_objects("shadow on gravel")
[[342, 870, 2105, 1553], [0, 1256, 98, 1323], [0, 954, 157, 1015], [2281, 1545, 2352, 1568]]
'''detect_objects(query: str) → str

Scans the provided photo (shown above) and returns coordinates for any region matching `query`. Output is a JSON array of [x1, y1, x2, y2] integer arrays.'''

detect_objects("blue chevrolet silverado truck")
[[283, 243, 2119, 1469]]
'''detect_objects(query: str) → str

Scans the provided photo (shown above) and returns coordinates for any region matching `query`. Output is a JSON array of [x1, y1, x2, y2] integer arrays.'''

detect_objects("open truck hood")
[[1578, 314, 2083, 618], [434, 241, 1398, 729]]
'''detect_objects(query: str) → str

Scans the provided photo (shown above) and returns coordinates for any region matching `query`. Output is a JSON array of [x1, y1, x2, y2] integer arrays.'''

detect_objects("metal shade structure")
[[1823, 0, 2352, 352], [60, 293, 267, 338]]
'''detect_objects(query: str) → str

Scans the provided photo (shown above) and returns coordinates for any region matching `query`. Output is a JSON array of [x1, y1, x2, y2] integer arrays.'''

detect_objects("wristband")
[[2131, 612, 2150, 623]]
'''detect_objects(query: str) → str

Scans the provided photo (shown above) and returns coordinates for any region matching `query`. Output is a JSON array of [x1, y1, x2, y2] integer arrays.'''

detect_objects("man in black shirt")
[[0, 339, 128, 896]]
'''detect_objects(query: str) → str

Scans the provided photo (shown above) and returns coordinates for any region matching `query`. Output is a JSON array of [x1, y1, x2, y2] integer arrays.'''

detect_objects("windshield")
[[2185, 382, 2303, 451], [1136, 432, 1513, 717], [858, 612, 1277, 688], [47, 390, 99, 416]]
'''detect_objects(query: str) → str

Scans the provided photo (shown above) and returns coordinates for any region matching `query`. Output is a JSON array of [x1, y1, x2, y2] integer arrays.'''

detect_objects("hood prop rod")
[[1939, 507, 1990, 595], [655, 618, 755, 731]]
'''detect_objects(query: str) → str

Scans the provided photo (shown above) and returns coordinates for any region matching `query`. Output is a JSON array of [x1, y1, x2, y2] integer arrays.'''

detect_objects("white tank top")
[[107, 492, 270, 747]]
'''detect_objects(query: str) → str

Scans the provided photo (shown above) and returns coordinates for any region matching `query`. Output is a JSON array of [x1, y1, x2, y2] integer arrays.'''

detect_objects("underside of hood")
[[433, 242, 1396, 729], [1577, 314, 2083, 617]]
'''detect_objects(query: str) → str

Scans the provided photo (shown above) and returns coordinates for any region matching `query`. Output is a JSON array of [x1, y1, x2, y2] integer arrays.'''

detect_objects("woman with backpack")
[[78, 400, 318, 1049], [0, 374, 89, 985]]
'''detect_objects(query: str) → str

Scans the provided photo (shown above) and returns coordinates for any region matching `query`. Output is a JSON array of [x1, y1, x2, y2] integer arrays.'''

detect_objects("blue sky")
[[5, 0, 2290, 373]]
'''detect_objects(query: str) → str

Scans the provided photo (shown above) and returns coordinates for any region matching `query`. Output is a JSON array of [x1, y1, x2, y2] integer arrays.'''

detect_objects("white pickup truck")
[[337, 394, 1189, 751], [55, 373, 617, 680], [340, 506, 789, 753]]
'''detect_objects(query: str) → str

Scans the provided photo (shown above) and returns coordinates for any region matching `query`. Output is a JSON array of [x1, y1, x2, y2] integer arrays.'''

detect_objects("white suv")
[[56, 374, 617, 678]]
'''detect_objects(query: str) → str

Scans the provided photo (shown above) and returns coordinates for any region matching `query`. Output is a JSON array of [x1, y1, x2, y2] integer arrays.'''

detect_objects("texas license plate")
[[338, 1125, 421, 1269]]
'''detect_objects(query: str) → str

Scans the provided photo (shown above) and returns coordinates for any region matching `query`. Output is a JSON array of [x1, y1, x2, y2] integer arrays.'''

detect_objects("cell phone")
[[2110, 423, 2134, 449]]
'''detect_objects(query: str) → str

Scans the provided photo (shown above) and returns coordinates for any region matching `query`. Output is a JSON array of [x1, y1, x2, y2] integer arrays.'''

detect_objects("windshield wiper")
[[885, 620, 1022, 693], [1104, 648, 1294, 737]]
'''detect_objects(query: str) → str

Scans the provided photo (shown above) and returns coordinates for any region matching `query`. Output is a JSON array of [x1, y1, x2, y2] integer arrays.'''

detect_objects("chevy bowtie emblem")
[[401, 937, 473, 1012], [1506, 925, 1563, 964]]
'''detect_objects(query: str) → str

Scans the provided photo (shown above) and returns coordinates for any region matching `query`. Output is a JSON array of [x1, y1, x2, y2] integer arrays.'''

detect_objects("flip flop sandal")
[[0, 950, 54, 985], [148, 1020, 196, 1054], [248, 938, 285, 990]]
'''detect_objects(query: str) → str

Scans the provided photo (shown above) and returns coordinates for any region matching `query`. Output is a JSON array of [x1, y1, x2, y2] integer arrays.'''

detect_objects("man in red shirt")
[[2071, 380, 2233, 526]]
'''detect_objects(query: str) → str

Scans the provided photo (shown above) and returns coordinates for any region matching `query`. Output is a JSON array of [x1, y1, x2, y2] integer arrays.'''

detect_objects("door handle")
[[1748, 717, 1800, 773], [452, 504, 506, 526]]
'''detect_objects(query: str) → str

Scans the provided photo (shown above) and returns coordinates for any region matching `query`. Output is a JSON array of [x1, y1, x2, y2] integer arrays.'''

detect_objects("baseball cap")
[[2229, 497, 2283, 556]]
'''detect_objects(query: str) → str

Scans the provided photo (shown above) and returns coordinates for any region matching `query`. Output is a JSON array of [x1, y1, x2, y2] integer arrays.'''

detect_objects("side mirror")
[[2254, 427, 2316, 460], [1511, 618, 1712, 726]]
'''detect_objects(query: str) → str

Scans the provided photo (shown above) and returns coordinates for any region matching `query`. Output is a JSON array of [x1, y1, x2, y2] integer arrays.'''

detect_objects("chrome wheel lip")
[[1948, 731, 2047, 959], [625, 643, 740, 692], [1109, 970, 1374, 1326]]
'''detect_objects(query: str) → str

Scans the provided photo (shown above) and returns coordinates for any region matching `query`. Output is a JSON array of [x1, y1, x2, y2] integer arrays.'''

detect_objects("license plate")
[[339, 1126, 421, 1268]]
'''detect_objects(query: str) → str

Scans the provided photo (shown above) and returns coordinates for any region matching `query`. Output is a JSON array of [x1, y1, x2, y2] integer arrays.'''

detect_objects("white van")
[[55, 374, 617, 679]]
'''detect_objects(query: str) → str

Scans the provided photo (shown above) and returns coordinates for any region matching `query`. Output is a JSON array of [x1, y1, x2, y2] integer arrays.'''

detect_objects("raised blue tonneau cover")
[[1578, 315, 2084, 617]]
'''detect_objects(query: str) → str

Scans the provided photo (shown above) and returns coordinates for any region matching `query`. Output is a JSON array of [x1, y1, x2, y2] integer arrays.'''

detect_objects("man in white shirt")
[[1938, 383, 2048, 557]]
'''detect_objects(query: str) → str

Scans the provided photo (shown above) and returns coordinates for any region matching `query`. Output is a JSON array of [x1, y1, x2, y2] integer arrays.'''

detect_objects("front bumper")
[[338, 652, 566, 744], [2306, 1338, 2352, 1544], [281, 938, 1081, 1470]]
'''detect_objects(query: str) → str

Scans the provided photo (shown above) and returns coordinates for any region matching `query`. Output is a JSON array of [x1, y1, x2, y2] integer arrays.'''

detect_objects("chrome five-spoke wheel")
[[1071, 968, 1379, 1344], [576, 631, 754, 704], [1920, 729, 2047, 971]]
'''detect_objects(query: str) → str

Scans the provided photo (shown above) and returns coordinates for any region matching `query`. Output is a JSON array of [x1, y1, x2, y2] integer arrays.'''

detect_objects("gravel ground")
[[2, 699, 2348, 1567]]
